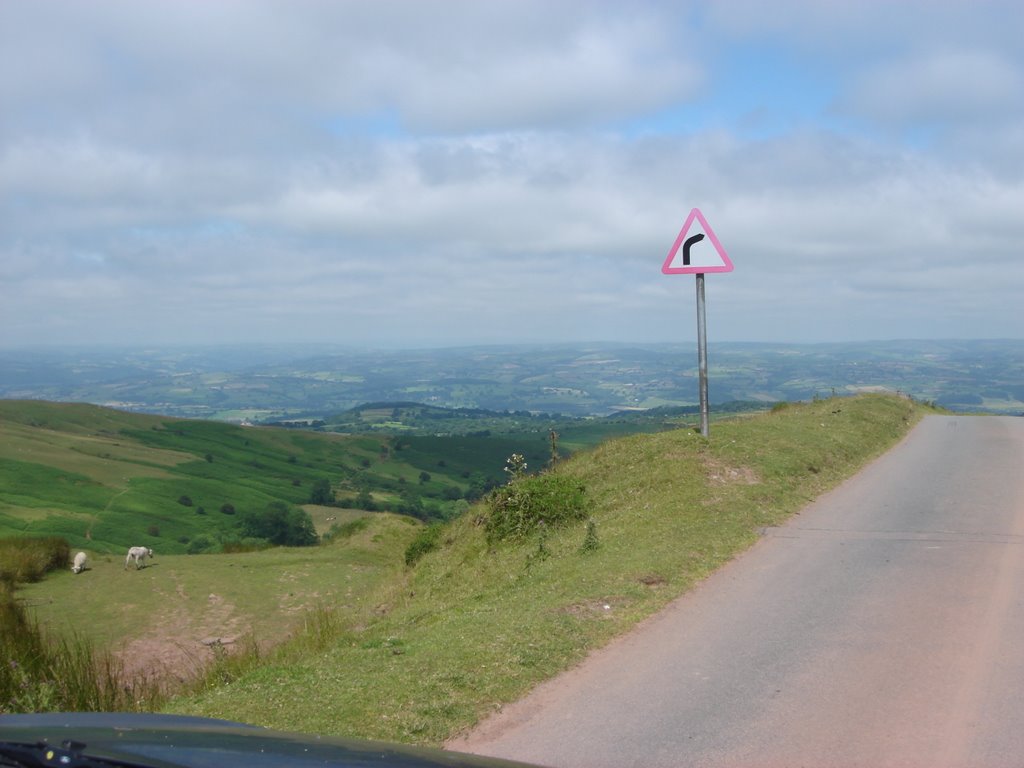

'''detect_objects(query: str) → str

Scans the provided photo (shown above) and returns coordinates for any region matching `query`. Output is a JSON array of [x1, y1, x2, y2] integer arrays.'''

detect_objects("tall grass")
[[0, 537, 162, 714], [0, 536, 69, 583], [184, 605, 340, 696]]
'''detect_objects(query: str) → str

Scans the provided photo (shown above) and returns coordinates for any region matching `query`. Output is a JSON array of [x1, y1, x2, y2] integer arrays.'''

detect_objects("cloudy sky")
[[2, 0, 1022, 349]]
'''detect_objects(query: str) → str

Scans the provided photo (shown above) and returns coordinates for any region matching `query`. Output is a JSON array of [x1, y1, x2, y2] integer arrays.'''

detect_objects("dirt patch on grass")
[[558, 599, 619, 618], [637, 573, 668, 587], [703, 457, 760, 486], [115, 587, 250, 688]]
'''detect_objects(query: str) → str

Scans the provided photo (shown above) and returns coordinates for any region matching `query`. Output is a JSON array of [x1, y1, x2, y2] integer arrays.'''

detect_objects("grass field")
[[19, 513, 420, 685], [156, 393, 928, 744], [0, 401, 504, 551], [0, 399, 734, 553], [12, 394, 936, 744]]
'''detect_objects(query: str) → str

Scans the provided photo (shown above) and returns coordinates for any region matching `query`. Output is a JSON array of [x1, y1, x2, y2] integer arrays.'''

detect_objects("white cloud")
[[0, 1, 702, 144], [841, 50, 1023, 125], [1, 139, 163, 203], [0, 0, 1022, 348]]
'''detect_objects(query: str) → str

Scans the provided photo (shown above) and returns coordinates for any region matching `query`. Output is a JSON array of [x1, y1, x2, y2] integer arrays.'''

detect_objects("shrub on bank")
[[404, 523, 444, 566], [485, 471, 590, 543], [0, 536, 69, 584]]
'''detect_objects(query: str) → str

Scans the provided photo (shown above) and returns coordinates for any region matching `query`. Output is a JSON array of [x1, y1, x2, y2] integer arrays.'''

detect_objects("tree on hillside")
[[309, 478, 334, 505], [465, 471, 497, 501], [239, 501, 318, 547], [354, 490, 377, 511], [396, 491, 427, 520]]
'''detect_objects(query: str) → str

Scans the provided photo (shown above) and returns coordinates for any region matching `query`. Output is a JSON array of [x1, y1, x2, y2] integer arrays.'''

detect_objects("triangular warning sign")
[[662, 208, 733, 274]]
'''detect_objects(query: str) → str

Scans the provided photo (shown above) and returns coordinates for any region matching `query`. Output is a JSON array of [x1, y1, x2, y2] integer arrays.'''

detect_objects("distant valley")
[[1, 339, 1022, 422]]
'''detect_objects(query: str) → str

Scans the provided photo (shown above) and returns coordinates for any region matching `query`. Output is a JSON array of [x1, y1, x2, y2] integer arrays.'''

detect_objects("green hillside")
[[0, 399, 751, 552], [161, 394, 931, 743], [0, 400, 502, 552], [11, 394, 938, 745]]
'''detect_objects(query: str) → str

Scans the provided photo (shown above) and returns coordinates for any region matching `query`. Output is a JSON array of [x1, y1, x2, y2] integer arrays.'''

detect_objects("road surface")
[[449, 415, 1024, 768]]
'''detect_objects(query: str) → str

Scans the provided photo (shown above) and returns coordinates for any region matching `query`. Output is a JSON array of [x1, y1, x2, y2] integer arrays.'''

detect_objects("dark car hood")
[[0, 713, 540, 768]]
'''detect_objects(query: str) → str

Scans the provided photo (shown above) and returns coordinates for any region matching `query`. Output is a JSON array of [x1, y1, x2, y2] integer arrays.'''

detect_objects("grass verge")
[[1, 537, 161, 714], [164, 394, 932, 744]]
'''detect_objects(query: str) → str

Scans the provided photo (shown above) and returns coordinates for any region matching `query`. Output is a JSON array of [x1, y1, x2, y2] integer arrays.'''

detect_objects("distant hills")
[[1, 339, 1022, 420]]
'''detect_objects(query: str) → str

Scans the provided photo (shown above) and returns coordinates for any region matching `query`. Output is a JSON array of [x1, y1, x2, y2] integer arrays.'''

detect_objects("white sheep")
[[124, 546, 153, 570], [71, 551, 88, 574]]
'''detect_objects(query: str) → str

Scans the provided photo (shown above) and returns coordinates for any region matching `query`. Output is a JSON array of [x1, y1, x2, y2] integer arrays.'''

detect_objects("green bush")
[[0, 536, 70, 584], [187, 534, 218, 554], [220, 538, 272, 554], [238, 502, 318, 547], [579, 517, 600, 553], [404, 523, 444, 566], [322, 517, 370, 543], [308, 478, 334, 505], [485, 473, 590, 543]]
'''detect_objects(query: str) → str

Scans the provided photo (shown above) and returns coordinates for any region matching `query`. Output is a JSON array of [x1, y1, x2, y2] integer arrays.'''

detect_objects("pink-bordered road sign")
[[661, 208, 733, 274]]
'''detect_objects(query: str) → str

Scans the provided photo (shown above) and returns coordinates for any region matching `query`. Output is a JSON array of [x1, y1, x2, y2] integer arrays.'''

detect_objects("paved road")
[[449, 416, 1024, 768]]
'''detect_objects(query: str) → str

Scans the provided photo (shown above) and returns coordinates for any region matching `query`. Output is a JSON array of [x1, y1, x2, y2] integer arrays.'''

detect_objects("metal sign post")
[[661, 208, 733, 438], [695, 273, 709, 437]]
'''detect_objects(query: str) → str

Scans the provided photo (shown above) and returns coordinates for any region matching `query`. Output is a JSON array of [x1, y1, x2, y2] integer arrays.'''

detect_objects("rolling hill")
[[1, 398, 768, 552], [0, 400, 487, 551], [12, 393, 940, 746]]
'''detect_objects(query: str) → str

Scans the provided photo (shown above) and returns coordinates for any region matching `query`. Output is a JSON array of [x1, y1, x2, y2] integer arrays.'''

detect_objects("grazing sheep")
[[124, 546, 153, 570], [71, 551, 88, 574]]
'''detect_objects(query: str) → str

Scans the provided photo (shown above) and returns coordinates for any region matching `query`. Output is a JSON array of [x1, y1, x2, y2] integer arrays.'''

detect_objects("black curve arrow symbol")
[[682, 233, 705, 266]]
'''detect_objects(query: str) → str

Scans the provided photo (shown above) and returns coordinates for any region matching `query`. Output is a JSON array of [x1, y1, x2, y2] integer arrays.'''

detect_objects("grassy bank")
[[1, 536, 160, 714], [18, 513, 420, 688], [165, 394, 932, 744]]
